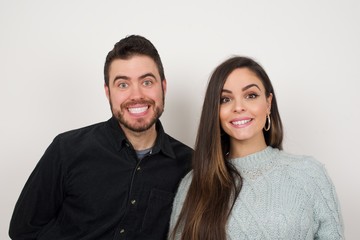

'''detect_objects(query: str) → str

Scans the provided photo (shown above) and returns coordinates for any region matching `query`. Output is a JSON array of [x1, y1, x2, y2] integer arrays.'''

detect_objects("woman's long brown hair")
[[171, 56, 283, 240]]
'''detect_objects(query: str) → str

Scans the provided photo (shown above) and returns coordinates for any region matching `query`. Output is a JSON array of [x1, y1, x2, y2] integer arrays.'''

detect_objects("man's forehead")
[[109, 57, 161, 82]]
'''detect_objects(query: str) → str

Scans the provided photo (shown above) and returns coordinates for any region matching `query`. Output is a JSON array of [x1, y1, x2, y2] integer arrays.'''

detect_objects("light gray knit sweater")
[[169, 147, 344, 239]]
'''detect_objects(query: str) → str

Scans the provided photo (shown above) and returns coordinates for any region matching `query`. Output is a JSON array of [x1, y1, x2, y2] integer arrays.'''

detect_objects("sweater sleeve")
[[168, 171, 193, 240], [9, 136, 65, 239], [305, 158, 344, 240]]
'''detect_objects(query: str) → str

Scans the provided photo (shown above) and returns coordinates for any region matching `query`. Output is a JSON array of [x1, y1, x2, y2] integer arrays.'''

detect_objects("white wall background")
[[1, 0, 359, 239]]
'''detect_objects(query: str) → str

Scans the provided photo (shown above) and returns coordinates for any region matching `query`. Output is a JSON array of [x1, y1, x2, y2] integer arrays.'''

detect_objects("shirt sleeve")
[[168, 171, 193, 240], [9, 136, 65, 239], [308, 158, 345, 240]]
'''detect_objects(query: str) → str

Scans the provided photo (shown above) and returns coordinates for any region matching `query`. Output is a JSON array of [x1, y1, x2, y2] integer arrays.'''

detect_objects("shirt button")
[[137, 166, 141, 171], [120, 229, 125, 234], [131, 199, 136, 205]]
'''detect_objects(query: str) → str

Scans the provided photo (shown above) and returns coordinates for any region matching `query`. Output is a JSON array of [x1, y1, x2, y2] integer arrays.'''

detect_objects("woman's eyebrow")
[[242, 83, 261, 91], [222, 83, 261, 93], [221, 89, 232, 93]]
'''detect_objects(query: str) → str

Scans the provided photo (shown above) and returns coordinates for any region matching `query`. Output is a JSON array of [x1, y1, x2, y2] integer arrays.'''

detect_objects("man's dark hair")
[[104, 35, 165, 86]]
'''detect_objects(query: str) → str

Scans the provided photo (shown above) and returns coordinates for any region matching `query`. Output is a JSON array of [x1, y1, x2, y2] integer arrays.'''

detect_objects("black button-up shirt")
[[9, 117, 192, 239]]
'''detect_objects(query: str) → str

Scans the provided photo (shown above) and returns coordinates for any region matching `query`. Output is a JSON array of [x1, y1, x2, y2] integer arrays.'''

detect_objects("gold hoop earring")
[[264, 114, 271, 131]]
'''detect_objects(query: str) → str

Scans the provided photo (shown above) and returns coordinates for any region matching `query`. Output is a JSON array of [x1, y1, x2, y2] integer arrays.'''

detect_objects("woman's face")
[[220, 68, 272, 155]]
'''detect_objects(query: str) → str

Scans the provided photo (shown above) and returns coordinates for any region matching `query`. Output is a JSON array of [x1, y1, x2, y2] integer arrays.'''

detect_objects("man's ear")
[[104, 84, 110, 101], [162, 79, 167, 94]]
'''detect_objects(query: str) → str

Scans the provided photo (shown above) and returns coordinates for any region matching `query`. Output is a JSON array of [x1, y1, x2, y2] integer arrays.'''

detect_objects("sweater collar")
[[230, 146, 280, 171]]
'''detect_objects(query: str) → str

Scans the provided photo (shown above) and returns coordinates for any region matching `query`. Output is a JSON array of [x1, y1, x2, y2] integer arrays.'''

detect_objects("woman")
[[169, 56, 344, 239]]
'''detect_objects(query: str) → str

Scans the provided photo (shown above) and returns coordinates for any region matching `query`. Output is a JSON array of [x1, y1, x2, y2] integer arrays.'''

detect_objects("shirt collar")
[[106, 116, 176, 159]]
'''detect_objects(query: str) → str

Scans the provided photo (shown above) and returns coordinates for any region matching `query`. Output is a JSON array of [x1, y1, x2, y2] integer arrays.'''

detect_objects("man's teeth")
[[128, 106, 148, 114], [232, 119, 251, 125]]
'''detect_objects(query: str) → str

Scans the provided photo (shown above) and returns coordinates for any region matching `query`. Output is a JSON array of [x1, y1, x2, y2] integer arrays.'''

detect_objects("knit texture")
[[169, 147, 344, 240]]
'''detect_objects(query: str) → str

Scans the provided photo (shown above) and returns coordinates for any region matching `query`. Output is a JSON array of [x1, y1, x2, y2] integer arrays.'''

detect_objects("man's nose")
[[130, 84, 144, 99]]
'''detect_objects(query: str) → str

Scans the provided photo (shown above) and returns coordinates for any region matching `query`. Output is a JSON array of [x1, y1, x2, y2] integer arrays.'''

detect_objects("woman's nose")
[[233, 99, 245, 113]]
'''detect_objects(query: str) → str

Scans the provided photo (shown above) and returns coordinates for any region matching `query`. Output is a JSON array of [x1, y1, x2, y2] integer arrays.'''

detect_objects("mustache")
[[121, 99, 155, 108]]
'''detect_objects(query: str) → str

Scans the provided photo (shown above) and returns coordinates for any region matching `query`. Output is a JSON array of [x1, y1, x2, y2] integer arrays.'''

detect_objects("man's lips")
[[122, 100, 154, 115], [128, 106, 149, 114]]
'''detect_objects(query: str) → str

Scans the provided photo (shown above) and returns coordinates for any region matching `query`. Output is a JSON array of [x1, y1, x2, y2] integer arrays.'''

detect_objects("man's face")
[[105, 55, 166, 133]]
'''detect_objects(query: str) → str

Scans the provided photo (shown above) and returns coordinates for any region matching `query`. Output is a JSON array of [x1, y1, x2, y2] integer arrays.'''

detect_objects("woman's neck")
[[229, 139, 267, 159]]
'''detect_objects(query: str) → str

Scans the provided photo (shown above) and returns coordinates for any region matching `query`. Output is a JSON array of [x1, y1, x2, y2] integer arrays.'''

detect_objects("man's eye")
[[143, 80, 153, 86], [220, 97, 231, 104], [118, 83, 128, 88]]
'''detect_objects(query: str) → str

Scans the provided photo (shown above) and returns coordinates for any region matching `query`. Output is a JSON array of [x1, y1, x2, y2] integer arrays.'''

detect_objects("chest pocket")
[[141, 188, 175, 235]]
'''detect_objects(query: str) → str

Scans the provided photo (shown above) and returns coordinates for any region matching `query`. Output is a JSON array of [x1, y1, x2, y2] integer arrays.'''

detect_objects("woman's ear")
[[267, 93, 273, 114]]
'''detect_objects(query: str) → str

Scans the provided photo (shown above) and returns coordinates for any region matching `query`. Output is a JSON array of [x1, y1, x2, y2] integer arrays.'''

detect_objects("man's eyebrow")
[[112, 73, 157, 84], [139, 73, 157, 79], [113, 75, 129, 84]]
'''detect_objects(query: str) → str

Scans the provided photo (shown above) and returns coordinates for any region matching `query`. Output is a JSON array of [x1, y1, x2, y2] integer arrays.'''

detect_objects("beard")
[[110, 98, 164, 133]]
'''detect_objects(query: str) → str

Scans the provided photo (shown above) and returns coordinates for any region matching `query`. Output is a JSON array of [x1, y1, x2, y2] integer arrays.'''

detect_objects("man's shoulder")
[[165, 134, 193, 153], [55, 120, 109, 142]]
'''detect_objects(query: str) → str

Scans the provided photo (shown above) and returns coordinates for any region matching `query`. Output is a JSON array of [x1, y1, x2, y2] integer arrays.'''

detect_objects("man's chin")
[[118, 119, 157, 133], [114, 108, 163, 133], [127, 125, 153, 133]]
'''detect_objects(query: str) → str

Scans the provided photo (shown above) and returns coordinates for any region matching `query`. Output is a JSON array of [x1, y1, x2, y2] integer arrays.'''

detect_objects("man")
[[9, 35, 193, 239]]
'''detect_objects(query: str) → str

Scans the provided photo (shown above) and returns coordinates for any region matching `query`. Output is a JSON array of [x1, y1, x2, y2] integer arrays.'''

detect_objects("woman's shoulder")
[[277, 150, 334, 187], [278, 150, 324, 171], [178, 170, 194, 191]]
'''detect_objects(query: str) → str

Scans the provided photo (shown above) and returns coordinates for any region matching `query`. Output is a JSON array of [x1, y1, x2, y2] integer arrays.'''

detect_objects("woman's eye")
[[246, 93, 258, 99], [220, 97, 231, 104], [143, 80, 153, 86]]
